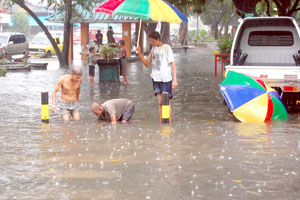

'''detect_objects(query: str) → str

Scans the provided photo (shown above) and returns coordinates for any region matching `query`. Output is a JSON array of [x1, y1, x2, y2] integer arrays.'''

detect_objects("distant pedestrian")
[[107, 26, 115, 45], [91, 98, 135, 125], [95, 30, 103, 51], [136, 31, 178, 122], [51, 67, 83, 121], [88, 47, 101, 86], [118, 40, 129, 85]]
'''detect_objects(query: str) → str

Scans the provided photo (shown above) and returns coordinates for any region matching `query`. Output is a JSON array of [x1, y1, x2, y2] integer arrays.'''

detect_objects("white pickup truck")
[[225, 17, 300, 110]]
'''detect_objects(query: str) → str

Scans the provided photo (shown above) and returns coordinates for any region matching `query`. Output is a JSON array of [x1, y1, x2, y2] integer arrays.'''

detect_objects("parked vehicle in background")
[[35, 31, 64, 42], [225, 17, 300, 110], [28, 35, 63, 58], [0, 32, 29, 59], [49, 31, 63, 41]]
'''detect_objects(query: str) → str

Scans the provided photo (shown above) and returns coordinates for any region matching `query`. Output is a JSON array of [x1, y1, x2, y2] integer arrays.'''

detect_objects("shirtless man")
[[51, 67, 83, 121]]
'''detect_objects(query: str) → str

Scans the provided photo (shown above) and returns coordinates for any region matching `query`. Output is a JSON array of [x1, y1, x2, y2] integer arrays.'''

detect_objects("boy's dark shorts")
[[152, 80, 173, 99], [89, 65, 95, 77]]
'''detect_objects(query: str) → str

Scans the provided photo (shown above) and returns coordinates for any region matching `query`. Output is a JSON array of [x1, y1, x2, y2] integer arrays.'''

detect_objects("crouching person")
[[91, 98, 135, 125]]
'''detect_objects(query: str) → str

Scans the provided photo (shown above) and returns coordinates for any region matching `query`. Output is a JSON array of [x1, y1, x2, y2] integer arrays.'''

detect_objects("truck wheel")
[[46, 51, 52, 58]]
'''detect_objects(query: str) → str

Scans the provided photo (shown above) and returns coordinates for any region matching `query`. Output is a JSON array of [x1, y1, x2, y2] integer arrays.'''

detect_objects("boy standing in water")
[[88, 47, 100, 86], [136, 31, 178, 122], [118, 40, 129, 85]]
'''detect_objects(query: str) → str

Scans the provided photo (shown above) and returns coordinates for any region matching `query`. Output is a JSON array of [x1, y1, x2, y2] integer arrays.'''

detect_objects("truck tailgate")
[[225, 65, 300, 92]]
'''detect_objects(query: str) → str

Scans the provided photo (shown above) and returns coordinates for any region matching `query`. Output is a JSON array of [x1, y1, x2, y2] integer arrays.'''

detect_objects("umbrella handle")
[[136, 19, 142, 54]]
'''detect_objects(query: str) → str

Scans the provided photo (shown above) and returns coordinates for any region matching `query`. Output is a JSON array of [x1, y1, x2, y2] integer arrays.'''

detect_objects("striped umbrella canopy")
[[46, 4, 139, 23], [95, 0, 188, 24], [219, 71, 288, 122]]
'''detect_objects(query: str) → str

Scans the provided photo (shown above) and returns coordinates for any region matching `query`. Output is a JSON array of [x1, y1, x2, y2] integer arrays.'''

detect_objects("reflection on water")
[[0, 48, 300, 199]]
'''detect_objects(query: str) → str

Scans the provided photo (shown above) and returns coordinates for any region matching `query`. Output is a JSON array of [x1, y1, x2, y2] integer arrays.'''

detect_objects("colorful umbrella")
[[95, 0, 188, 24], [219, 71, 288, 122]]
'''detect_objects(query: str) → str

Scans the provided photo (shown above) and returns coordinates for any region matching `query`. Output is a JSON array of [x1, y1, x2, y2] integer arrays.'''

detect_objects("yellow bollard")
[[41, 92, 49, 123], [162, 92, 169, 123]]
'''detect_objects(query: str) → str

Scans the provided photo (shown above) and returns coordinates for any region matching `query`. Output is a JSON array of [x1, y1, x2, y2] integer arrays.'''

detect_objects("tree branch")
[[273, 0, 285, 15], [287, 0, 300, 16], [264, 0, 271, 16], [216, 3, 225, 24], [15, 0, 65, 67]]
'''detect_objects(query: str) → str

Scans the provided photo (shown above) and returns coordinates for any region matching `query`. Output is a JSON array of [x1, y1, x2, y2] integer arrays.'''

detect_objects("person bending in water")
[[51, 67, 83, 121], [91, 98, 135, 125]]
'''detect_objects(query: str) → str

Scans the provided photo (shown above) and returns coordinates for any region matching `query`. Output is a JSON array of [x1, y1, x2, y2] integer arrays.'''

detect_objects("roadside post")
[[162, 92, 170, 123], [41, 92, 49, 124]]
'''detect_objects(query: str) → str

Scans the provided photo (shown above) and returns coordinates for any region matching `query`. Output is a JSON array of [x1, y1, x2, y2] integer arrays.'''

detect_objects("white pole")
[[136, 19, 142, 53]]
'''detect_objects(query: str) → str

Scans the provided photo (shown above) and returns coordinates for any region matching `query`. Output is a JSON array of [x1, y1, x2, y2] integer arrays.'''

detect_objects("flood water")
[[1, 47, 300, 199]]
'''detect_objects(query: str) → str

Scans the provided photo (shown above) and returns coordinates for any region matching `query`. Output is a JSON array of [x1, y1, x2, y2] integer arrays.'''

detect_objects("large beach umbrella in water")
[[95, 0, 188, 43], [219, 71, 288, 122]]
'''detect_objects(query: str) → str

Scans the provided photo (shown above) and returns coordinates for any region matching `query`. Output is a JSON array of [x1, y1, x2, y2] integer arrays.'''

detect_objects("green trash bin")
[[97, 58, 120, 82]]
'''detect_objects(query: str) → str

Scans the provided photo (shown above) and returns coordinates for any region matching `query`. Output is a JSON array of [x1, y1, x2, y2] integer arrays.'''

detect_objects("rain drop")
[[258, 189, 262, 193]]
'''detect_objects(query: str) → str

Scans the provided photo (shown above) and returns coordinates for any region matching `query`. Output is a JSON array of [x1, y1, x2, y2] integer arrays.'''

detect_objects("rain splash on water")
[[0, 48, 300, 199]]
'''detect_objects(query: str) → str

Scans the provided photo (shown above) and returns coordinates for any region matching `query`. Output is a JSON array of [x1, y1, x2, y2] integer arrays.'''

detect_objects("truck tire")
[[46, 51, 52, 58]]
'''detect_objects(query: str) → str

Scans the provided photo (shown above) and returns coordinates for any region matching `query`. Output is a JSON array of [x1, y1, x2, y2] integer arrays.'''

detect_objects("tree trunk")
[[285, 0, 300, 16], [224, 23, 229, 38], [62, 0, 72, 67], [265, 0, 271, 16], [178, 7, 188, 46], [178, 22, 188, 46], [16, 0, 66, 67], [160, 22, 171, 45], [213, 20, 218, 40], [143, 22, 157, 54], [196, 13, 199, 41], [219, 24, 224, 38]]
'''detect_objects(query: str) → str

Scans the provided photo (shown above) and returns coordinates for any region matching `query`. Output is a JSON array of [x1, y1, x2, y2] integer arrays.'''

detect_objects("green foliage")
[[199, 29, 208, 39], [233, 0, 300, 17], [208, 36, 215, 41], [188, 30, 196, 41], [256, 1, 278, 16], [188, 29, 208, 42], [11, 11, 30, 37], [0, 58, 7, 64], [169, 0, 192, 15], [217, 37, 233, 54], [200, 0, 239, 40], [100, 45, 117, 59], [0, 68, 8, 76], [193, 0, 206, 13]]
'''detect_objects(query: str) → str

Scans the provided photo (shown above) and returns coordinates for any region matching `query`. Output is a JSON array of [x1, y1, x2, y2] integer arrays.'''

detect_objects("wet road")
[[0, 47, 300, 199]]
